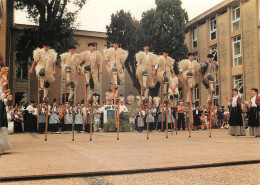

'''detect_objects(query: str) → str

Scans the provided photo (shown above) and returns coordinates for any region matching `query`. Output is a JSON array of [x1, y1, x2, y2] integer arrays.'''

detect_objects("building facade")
[[184, 0, 260, 107]]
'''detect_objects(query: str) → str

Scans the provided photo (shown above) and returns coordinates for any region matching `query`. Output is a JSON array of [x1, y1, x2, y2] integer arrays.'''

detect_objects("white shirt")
[[26, 105, 34, 113], [251, 96, 257, 107], [119, 105, 128, 114], [231, 95, 239, 107]]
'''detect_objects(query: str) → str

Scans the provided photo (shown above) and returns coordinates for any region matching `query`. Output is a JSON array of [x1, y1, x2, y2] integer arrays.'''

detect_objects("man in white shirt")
[[26, 100, 35, 132]]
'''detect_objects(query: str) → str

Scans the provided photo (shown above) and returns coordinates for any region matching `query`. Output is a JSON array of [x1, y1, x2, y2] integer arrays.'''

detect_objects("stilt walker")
[[178, 52, 200, 137], [199, 54, 218, 137], [30, 42, 57, 103], [79, 42, 103, 140], [154, 49, 175, 131], [104, 41, 128, 140]]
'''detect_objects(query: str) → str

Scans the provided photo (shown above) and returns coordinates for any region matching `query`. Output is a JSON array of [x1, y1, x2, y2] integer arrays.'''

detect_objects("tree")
[[14, 0, 87, 68], [106, 10, 141, 91], [141, 0, 189, 96]]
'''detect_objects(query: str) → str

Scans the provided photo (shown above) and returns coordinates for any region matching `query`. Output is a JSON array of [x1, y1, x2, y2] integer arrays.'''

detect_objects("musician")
[[226, 89, 246, 136], [199, 54, 218, 104]]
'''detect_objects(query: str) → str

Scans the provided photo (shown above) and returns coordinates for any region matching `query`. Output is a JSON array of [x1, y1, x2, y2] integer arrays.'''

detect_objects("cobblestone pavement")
[[2, 164, 260, 185], [0, 130, 259, 182]]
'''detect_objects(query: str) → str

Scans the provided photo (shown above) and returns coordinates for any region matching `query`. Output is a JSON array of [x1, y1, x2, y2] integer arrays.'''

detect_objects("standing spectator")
[[7, 105, 14, 134], [177, 102, 185, 130], [38, 102, 47, 134], [64, 102, 72, 133], [193, 106, 202, 130], [217, 106, 224, 129], [226, 89, 246, 136], [14, 109, 23, 133], [49, 100, 60, 134], [74, 103, 83, 133], [26, 100, 35, 132], [223, 108, 230, 129]]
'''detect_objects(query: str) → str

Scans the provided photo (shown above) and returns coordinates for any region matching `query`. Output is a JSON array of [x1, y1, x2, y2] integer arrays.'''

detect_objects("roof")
[[186, 0, 237, 28], [13, 23, 107, 38]]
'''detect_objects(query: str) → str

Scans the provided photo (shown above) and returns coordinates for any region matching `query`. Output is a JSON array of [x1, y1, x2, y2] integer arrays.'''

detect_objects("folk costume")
[[38, 104, 48, 134], [74, 106, 83, 132], [103, 45, 128, 97], [0, 82, 12, 154], [49, 104, 60, 133], [127, 94, 135, 105], [33, 46, 57, 101], [155, 54, 175, 95], [63, 105, 72, 132], [228, 92, 246, 136], [168, 74, 179, 107], [178, 54, 200, 103], [60, 47, 81, 101], [135, 50, 157, 99], [80, 43, 103, 102], [246, 89, 260, 137], [105, 90, 114, 105], [199, 54, 218, 104]]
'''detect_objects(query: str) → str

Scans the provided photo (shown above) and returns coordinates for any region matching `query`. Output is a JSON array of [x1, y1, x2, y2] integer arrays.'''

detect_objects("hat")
[[232, 89, 238, 92], [43, 41, 51, 47], [109, 89, 112, 92], [113, 40, 120, 44], [88, 43, 95, 47], [162, 48, 169, 54], [188, 52, 195, 56], [68, 45, 76, 49], [207, 54, 214, 58], [142, 43, 150, 47]]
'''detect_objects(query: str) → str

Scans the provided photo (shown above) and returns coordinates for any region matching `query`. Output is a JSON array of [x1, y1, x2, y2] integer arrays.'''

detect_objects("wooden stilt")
[[165, 85, 169, 139], [37, 78, 40, 131], [209, 86, 214, 138], [175, 116, 178, 135], [139, 82, 143, 129], [90, 100, 94, 141], [44, 99, 49, 141], [146, 101, 149, 139], [83, 75, 88, 132], [161, 83, 164, 131], [170, 107, 173, 135], [111, 74, 118, 140], [71, 102, 75, 141], [188, 78, 193, 138], [64, 77, 67, 126], [117, 99, 120, 140]]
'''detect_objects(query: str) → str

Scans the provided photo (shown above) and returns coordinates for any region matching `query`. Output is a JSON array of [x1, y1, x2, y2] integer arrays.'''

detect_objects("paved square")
[[0, 130, 259, 180]]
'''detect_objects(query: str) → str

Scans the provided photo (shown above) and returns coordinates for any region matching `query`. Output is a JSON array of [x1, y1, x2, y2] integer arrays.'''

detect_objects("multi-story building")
[[184, 0, 260, 107]]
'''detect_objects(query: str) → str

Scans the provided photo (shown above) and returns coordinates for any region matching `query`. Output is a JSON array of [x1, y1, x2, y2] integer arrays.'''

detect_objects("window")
[[234, 75, 243, 100], [232, 5, 240, 31], [243, 0, 251, 3], [16, 62, 28, 80], [210, 45, 218, 62], [192, 27, 198, 48], [195, 84, 199, 107], [178, 87, 183, 102], [15, 92, 28, 105], [232, 35, 242, 66], [210, 16, 217, 40]]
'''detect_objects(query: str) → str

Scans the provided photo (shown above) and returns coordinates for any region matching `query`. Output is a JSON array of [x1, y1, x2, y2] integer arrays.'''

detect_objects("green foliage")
[[14, 0, 87, 67], [103, 119, 116, 132]]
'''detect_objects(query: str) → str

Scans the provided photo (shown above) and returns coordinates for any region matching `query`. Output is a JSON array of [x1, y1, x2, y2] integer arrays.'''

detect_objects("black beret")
[[88, 43, 95, 47], [207, 54, 214, 58], [188, 52, 195, 56]]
